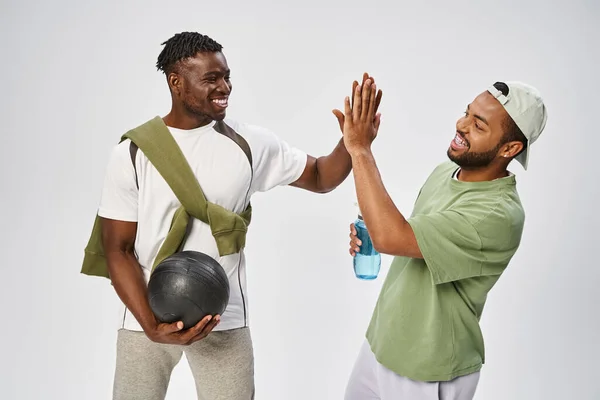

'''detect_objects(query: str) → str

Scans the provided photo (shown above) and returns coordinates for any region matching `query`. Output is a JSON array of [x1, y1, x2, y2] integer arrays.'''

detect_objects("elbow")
[[312, 174, 336, 194], [370, 223, 416, 257], [313, 170, 333, 194], [373, 241, 392, 255], [104, 244, 136, 267], [314, 184, 335, 194], [370, 233, 391, 255]]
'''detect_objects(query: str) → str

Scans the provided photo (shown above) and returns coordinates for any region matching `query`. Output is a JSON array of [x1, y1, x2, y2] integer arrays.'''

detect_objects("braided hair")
[[156, 32, 223, 75]]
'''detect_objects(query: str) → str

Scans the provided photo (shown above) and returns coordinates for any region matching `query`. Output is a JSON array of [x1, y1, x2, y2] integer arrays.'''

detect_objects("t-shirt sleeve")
[[247, 125, 308, 193], [97, 140, 138, 222], [408, 205, 517, 285]]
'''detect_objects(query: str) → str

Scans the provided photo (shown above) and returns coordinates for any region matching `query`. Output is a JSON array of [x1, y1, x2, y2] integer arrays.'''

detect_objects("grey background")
[[1, 0, 599, 399]]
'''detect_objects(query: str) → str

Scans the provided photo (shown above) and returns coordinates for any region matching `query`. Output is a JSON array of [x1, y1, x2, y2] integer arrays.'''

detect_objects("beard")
[[447, 142, 503, 168], [181, 88, 226, 122]]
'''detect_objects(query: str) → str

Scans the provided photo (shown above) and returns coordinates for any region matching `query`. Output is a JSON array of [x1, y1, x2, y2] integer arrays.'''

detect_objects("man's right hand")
[[349, 222, 362, 257], [145, 314, 221, 346], [101, 218, 222, 347]]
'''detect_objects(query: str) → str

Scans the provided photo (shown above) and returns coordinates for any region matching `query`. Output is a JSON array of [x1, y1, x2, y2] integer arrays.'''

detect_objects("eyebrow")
[[203, 69, 230, 78], [467, 104, 489, 126]]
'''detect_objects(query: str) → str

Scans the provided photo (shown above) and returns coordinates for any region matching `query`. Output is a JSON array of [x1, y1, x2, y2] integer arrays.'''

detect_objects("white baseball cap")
[[487, 81, 548, 170]]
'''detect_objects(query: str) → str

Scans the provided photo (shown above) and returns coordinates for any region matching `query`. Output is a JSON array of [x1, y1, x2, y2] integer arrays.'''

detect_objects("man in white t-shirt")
[[96, 31, 382, 400]]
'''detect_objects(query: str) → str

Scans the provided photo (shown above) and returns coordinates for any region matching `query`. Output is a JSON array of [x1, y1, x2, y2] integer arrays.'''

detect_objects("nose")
[[218, 77, 231, 95], [456, 115, 472, 135]]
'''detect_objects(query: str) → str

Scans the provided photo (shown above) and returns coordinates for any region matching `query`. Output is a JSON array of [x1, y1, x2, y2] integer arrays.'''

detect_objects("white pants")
[[344, 340, 480, 400]]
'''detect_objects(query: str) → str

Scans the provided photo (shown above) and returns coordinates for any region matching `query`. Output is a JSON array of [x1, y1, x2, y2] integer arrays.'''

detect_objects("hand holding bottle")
[[348, 223, 361, 256], [350, 208, 381, 280]]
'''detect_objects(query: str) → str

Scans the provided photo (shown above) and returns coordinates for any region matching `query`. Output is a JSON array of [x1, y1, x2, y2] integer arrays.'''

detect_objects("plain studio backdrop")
[[1, 0, 599, 399]]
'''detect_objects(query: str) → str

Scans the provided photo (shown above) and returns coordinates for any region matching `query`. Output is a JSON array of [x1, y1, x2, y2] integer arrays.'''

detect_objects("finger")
[[349, 232, 362, 245], [202, 314, 220, 334], [332, 109, 345, 132], [367, 83, 377, 120], [187, 315, 213, 338], [361, 72, 369, 87], [374, 89, 383, 113], [189, 315, 220, 344], [351, 80, 358, 108], [349, 235, 362, 248], [350, 222, 357, 235], [344, 96, 352, 122], [360, 79, 372, 120], [353, 84, 363, 121], [181, 315, 213, 343]]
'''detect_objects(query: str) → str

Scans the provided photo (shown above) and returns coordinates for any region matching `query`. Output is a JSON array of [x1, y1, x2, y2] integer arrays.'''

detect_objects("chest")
[[137, 132, 253, 213], [412, 178, 461, 216]]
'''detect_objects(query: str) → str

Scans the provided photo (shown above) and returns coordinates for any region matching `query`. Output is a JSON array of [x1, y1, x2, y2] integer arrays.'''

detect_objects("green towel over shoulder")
[[81, 116, 253, 279]]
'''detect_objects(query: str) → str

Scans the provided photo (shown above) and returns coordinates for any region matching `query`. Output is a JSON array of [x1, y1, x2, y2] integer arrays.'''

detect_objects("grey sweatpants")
[[113, 327, 254, 400], [344, 340, 480, 400]]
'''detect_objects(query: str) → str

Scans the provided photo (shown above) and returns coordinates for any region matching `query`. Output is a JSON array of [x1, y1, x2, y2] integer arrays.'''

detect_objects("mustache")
[[456, 130, 470, 146]]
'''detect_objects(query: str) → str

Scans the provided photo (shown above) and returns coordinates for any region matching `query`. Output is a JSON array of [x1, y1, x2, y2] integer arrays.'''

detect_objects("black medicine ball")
[[148, 251, 230, 329]]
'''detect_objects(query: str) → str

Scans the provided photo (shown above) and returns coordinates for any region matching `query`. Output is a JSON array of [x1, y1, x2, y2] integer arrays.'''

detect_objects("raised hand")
[[333, 72, 383, 133], [341, 77, 382, 155]]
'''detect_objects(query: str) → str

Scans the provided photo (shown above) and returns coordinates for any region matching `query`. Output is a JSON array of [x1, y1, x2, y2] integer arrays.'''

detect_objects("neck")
[[163, 106, 213, 130], [456, 165, 509, 182]]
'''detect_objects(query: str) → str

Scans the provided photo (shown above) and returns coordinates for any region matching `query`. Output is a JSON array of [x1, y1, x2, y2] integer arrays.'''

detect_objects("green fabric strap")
[[80, 116, 252, 279]]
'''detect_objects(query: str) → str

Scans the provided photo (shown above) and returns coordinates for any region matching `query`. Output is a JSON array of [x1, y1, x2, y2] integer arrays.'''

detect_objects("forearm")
[[106, 252, 157, 332], [350, 149, 410, 253], [315, 138, 352, 192]]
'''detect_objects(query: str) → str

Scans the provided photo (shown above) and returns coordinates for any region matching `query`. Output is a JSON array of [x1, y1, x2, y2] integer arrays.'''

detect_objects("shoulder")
[[100, 139, 137, 182], [416, 161, 457, 196], [108, 139, 134, 164], [420, 161, 458, 186], [222, 118, 282, 144], [457, 186, 525, 240]]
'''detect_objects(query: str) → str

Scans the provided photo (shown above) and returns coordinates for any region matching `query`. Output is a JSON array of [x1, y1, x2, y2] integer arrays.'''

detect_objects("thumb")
[[332, 109, 345, 133], [165, 320, 184, 332], [374, 113, 381, 133]]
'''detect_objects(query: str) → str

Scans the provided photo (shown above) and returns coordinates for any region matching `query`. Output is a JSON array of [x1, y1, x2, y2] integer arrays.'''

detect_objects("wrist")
[[348, 146, 373, 159], [140, 313, 159, 334]]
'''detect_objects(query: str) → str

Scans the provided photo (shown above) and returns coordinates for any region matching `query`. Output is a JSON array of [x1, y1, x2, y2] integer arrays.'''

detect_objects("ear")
[[501, 141, 525, 159], [167, 72, 182, 95]]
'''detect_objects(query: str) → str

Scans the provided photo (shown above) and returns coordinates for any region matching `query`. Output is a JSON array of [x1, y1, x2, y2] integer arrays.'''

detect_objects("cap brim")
[[515, 140, 530, 170]]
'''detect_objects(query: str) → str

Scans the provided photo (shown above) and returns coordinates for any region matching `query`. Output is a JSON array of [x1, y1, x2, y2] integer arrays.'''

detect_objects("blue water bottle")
[[353, 203, 381, 280]]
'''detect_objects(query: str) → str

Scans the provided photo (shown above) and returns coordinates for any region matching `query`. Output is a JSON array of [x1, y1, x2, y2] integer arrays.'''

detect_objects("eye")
[[475, 122, 483, 130]]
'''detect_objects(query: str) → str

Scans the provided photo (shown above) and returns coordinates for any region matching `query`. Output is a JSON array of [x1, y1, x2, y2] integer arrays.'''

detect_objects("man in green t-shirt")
[[339, 80, 548, 399]]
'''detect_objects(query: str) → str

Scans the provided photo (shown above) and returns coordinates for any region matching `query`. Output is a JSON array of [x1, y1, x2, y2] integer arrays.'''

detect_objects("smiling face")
[[447, 91, 521, 169], [168, 51, 232, 124]]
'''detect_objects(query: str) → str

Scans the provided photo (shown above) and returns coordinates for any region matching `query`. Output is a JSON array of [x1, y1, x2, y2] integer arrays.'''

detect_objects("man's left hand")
[[333, 72, 382, 133], [342, 77, 382, 155]]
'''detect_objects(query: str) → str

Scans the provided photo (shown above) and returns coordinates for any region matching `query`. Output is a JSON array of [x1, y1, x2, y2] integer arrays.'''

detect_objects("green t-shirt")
[[365, 161, 525, 382]]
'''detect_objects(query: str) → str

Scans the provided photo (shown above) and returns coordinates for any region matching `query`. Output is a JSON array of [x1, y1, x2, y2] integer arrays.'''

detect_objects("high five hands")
[[333, 73, 383, 154]]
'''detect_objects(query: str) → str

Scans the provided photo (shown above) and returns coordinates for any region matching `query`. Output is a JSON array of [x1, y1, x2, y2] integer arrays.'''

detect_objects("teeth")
[[213, 99, 227, 104], [454, 135, 466, 146]]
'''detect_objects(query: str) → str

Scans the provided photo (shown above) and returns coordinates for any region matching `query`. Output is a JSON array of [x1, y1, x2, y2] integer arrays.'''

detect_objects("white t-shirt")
[[97, 117, 307, 332]]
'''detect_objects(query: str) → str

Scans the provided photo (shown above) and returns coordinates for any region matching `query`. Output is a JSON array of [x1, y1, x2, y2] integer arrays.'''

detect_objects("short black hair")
[[493, 81, 528, 155], [156, 32, 223, 75]]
